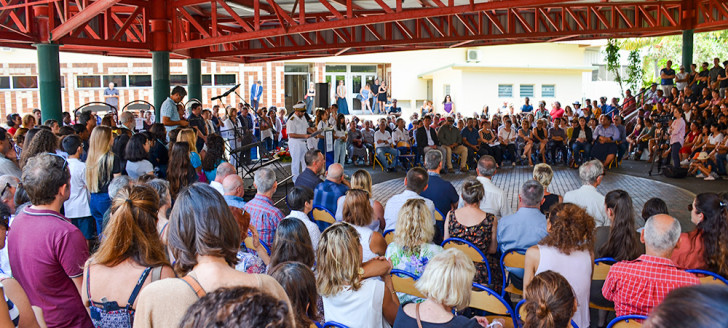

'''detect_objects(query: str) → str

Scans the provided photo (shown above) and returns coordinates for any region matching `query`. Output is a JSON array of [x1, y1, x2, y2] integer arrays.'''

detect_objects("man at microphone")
[[161, 86, 189, 136]]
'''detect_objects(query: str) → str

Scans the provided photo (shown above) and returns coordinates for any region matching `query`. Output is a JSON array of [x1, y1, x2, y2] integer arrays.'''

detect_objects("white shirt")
[[63, 158, 91, 218], [708, 133, 724, 146], [498, 127, 517, 144], [334, 125, 347, 139], [288, 115, 309, 137], [335, 196, 381, 231], [383, 190, 436, 231], [457, 176, 512, 219], [425, 128, 435, 146], [563, 184, 608, 227], [285, 210, 320, 251], [374, 130, 393, 148], [322, 278, 387, 328], [392, 128, 409, 145], [276, 117, 284, 140], [210, 181, 224, 195]]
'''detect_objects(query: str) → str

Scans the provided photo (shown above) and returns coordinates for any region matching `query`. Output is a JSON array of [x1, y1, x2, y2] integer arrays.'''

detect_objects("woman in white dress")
[[317, 223, 399, 328], [223, 106, 241, 167], [341, 189, 387, 263], [334, 170, 384, 231]]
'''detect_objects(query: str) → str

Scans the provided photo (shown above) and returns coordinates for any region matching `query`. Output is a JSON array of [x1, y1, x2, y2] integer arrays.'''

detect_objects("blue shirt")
[[160, 97, 179, 134], [313, 180, 348, 215], [497, 207, 548, 277], [295, 168, 323, 192], [420, 172, 458, 217], [224, 195, 247, 209], [593, 124, 620, 141], [521, 104, 533, 113], [660, 68, 675, 85], [460, 127, 479, 146]]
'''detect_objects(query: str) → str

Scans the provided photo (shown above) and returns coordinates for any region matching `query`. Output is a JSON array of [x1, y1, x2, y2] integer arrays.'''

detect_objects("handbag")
[[415, 303, 423, 328]]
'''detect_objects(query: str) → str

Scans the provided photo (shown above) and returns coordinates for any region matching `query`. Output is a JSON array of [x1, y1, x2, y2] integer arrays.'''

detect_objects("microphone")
[[211, 84, 241, 102]]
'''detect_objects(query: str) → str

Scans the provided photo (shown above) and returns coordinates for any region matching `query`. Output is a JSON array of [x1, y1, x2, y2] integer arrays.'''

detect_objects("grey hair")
[[424, 150, 442, 171], [119, 111, 135, 125], [108, 175, 133, 199], [519, 179, 544, 207], [254, 167, 276, 193], [215, 163, 236, 179], [644, 215, 681, 253], [477, 155, 497, 177], [147, 179, 171, 208], [0, 175, 19, 202], [579, 160, 604, 185]]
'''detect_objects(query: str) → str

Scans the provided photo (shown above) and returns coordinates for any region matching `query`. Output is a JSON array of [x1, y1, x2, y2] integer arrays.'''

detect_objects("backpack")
[[662, 166, 688, 178]]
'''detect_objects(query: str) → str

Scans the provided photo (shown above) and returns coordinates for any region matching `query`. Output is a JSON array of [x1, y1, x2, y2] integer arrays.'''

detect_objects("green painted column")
[[187, 58, 202, 103], [35, 43, 63, 123], [152, 51, 170, 122], [682, 30, 694, 73]]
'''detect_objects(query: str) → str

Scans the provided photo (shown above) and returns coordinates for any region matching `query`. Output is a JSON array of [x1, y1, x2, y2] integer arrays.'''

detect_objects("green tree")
[[604, 39, 624, 97]]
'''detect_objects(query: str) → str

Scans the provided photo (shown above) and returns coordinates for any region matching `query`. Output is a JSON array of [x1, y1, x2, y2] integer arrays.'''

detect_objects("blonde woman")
[[317, 223, 399, 327], [533, 163, 562, 214], [393, 248, 504, 328], [176, 129, 203, 180], [86, 126, 122, 234], [385, 199, 443, 303], [334, 169, 385, 231], [341, 189, 387, 263]]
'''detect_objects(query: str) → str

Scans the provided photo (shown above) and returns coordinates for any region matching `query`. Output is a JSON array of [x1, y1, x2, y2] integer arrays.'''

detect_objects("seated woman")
[[672, 193, 728, 276], [444, 179, 501, 292], [133, 183, 293, 328], [524, 203, 594, 328], [386, 199, 443, 303], [533, 164, 562, 214], [341, 189, 387, 263], [180, 286, 291, 328], [82, 184, 176, 327], [335, 170, 385, 231], [522, 271, 577, 328], [591, 115, 619, 168], [393, 248, 504, 328], [231, 207, 270, 274], [125, 133, 155, 179], [269, 262, 320, 328], [268, 218, 315, 270], [317, 223, 399, 327], [530, 119, 548, 166], [176, 129, 204, 182]]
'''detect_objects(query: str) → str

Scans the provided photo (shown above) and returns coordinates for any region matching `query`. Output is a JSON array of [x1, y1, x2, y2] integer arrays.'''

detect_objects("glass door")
[[351, 74, 376, 113]]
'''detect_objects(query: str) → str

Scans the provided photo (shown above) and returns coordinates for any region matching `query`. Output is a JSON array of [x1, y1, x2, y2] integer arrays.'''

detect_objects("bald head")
[[222, 174, 244, 197], [215, 163, 236, 183], [643, 214, 681, 256], [326, 163, 344, 182]]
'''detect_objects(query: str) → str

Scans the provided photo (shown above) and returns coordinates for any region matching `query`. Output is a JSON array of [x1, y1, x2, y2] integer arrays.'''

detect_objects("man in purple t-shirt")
[[8, 153, 92, 328]]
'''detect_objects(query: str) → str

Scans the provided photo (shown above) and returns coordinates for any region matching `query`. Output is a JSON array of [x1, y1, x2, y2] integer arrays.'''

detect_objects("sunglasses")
[[47, 152, 68, 171]]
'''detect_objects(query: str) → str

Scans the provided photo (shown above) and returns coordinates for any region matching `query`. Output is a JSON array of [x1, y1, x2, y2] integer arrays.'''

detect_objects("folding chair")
[[590, 257, 616, 311], [499, 248, 527, 297], [322, 322, 350, 328], [390, 269, 425, 299], [469, 283, 518, 328], [515, 300, 579, 328], [606, 315, 647, 328], [312, 206, 336, 232], [383, 229, 395, 245], [242, 234, 271, 255], [434, 209, 445, 222], [686, 269, 728, 286], [396, 141, 416, 169], [372, 152, 393, 171], [442, 238, 491, 285]]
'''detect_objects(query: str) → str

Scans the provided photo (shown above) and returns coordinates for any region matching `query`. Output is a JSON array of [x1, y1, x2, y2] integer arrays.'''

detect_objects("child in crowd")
[[62, 135, 95, 248]]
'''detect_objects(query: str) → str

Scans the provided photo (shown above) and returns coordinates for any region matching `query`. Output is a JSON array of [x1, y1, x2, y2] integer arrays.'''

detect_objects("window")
[[0, 77, 9, 89], [520, 84, 534, 97], [214, 74, 236, 86], [77, 75, 101, 88], [443, 84, 451, 97], [202, 74, 212, 86], [103, 75, 127, 88], [542, 85, 555, 97], [498, 84, 513, 98], [284, 65, 309, 73], [325, 65, 346, 73], [12, 76, 38, 89], [129, 75, 152, 87], [351, 65, 376, 73], [170, 75, 188, 85]]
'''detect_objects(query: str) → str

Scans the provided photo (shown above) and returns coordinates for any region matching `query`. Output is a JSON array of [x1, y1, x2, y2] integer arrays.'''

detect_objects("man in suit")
[[415, 115, 446, 167], [250, 80, 263, 110]]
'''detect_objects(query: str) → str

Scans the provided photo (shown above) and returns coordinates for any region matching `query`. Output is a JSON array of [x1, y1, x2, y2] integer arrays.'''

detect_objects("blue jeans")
[[376, 147, 399, 169], [89, 192, 112, 235], [716, 153, 728, 175], [263, 137, 272, 153], [617, 142, 629, 162], [305, 97, 314, 114], [572, 141, 592, 164]]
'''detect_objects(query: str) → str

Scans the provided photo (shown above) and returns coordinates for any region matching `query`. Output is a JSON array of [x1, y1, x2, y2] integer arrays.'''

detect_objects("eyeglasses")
[[46, 152, 68, 171], [0, 183, 10, 198]]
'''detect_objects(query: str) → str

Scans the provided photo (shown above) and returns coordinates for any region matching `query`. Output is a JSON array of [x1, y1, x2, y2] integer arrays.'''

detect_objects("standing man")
[[288, 104, 313, 182], [187, 102, 207, 150], [371, 78, 381, 114], [659, 60, 676, 95], [521, 97, 533, 113], [437, 116, 468, 172], [161, 86, 189, 135], [104, 82, 120, 110], [250, 80, 263, 111], [709, 57, 724, 90]]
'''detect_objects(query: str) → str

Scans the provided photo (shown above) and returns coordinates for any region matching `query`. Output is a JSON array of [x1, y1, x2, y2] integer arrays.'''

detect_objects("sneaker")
[[696, 172, 706, 178], [704, 176, 716, 181], [680, 159, 690, 166], [710, 172, 719, 178]]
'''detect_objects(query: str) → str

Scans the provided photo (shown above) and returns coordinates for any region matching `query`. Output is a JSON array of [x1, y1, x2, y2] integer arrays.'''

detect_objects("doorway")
[[284, 74, 308, 110]]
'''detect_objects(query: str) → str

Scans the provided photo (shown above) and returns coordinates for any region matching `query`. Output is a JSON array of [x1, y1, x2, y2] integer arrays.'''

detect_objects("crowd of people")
[[0, 56, 726, 328]]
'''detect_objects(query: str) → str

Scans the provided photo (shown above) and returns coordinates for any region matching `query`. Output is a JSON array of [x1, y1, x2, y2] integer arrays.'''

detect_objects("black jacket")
[[415, 126, 440, 153], [570, 126, 593, 144]]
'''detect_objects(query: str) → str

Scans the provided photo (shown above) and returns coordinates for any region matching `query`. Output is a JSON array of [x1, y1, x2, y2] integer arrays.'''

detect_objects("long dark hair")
[[167, 142, 193, 199], [269, 261, 319, 328], [269, 218, 315, 269], [599, 190, 642, 261], [19, 129, 57, 169], [336, 114, 346, 131], [201, 134, 225, 172], [692, 193, 728, 277]]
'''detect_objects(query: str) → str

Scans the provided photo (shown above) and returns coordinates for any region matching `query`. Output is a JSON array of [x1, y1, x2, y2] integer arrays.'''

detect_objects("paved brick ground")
[[370, 166, 696, 231]]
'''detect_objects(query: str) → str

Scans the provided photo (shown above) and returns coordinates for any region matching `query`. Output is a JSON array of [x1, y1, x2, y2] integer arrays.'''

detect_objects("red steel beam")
[[50, 0, 122, 41]]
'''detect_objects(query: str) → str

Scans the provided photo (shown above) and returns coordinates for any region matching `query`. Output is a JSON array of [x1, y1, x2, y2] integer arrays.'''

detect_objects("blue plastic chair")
[[515, 299, 579, 327], [469, 283, 517, 328], [686, 269, 728, 285], [322, 322, 349, 328], [242, 231, 271, 255], [499, 248, 527, 297], [442, 238, 491, 285], [383, 229, 395, 244], [606, 315, 647, 328], [590, 257, 617, 311], [312, 206, 336, 232]]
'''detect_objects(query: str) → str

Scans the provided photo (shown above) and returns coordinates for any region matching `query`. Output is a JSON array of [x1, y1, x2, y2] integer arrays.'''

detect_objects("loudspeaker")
[[316, 82, 329, 109]]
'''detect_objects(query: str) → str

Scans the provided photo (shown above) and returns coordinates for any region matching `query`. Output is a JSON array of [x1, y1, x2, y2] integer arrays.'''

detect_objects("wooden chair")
[[469, 283, 518, 328], [383, 229, 395, 245], [499, 248, 527, 297], [590, 257, 616, 311], [686, 269, 728, 286], [390, 269, 425, 299], [242, 235, 271, 255], [322, 322, 349, 328], [312, 206, 336, 232], [606, 315, 647, 328], [442, 238, 491, 285], [516, 300, 579, 328], [434, 209, 444, 222]]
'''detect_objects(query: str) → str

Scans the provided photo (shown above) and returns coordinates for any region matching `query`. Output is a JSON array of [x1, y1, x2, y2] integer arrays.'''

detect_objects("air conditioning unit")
[[466, 49, 481, 63]]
